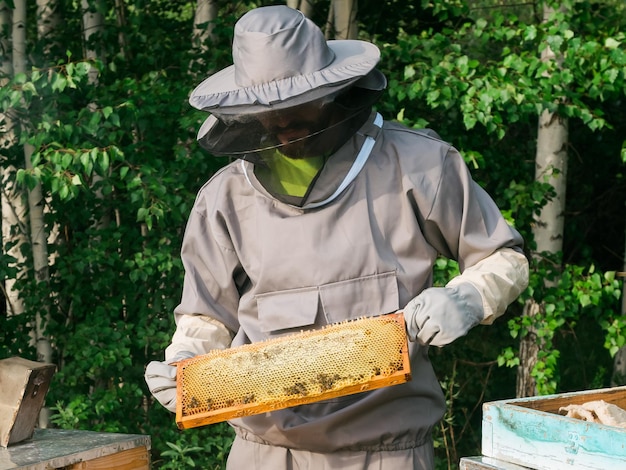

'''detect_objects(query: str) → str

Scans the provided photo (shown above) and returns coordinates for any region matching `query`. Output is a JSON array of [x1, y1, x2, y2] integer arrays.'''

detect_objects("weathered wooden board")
[[0, 429, 150, 470], [482, 386, 626, 470], [65, 445, 149, 469], [0, 357, 56, 447], [460, 456, 534, 470]]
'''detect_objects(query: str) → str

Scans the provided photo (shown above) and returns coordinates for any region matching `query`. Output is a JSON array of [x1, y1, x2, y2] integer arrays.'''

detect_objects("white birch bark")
[[36, 0, 60, 53], [517, 3, 569, 398], [12, 0, 26, 74], [0, 2, 12, 75], [287, 0, 314, 18], [114, 0, 128, 60], [81, 0, 113, 231], [329, 0, 358, 40], [611, 220, 626, 385], [2, 0, 54, 429], [622, 224, 626, 323], [1, 1, 27, 318], [81, 0, 104, 85], [13, 0, 54, 400], [24, 143, 53, 368], [81, 0, 124, 405], [190, 0, 217, 73], [36, 0, 62, 268]]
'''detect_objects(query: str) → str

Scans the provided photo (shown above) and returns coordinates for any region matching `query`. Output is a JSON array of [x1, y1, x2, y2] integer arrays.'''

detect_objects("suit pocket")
[[256, 286, 319, 333], [256, 272, 399, 334], [319, 271, 399, 323]]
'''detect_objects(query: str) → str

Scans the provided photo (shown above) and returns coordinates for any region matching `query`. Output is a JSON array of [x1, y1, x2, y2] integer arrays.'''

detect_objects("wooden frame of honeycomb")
[[175, 313, 411, 429]]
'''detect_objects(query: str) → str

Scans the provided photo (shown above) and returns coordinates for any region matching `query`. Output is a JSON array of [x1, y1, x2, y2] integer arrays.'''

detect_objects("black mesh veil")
[[196, 84, 384, 159]]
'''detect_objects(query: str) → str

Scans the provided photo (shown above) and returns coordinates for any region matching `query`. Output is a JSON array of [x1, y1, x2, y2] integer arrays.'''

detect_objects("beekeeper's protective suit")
[[145, 6, 529, 470]]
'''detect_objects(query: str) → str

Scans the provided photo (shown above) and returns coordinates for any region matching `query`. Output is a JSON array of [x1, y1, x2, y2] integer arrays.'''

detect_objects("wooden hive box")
[[482, 386, 626, 470], [0, 357, 56, 447]]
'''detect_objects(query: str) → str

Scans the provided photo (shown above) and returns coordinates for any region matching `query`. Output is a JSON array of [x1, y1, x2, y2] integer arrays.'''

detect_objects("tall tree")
[[327, 0, 358, 39], [14, 0, 54, 369], [37, 0, 61, 52], [612, 226, 626, 385], [517, 2, 570, 398], [0, 0, 27, 320], [81, 0, 103, 85], [190, 0, 218, 72], [287, 0, 315, 18]]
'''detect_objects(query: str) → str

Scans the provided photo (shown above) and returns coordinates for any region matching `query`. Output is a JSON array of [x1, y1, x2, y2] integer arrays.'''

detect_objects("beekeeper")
[[145, 5, 529, 469]]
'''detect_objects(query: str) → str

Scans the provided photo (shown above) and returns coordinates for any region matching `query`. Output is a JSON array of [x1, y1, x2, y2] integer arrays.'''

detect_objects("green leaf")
[[110, 113, 121, 127], [463, 113, 477, 130], [59, 184, 69, 200], [55, 152, 69, 169], [605, 38, 621, 50], [137, 207, 148, 222], [404, 65, 416, 80], [22, 82, 38, 96], [100, 150, 110, 173], [524, 25, 537, 41], [75, 61, 92, 77], [51, 73, 67, 92]]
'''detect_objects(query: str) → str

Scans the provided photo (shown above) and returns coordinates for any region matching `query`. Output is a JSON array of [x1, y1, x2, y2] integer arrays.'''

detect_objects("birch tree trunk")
[[81, 0, 104, 85], [8, 0, 55, 425], [35, 0, 62, 270], [328, 0, 358, 40], [611, 222, 626, 386], [18, 0, 55, 424], [533, 108, 568, 255], [287, 0, 314, 18], [190, 0, 217, 72], [36, 0, 60, 54], [114, 0, 128, 60], [81, 0, 113, 230], [516, 3, 569, 398], [24, 143, 53, 366], [0, 1, 27, 318]]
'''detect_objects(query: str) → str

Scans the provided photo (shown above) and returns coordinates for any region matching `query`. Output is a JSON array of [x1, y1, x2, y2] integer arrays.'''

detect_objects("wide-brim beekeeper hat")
[[189, 5, 386, 155]]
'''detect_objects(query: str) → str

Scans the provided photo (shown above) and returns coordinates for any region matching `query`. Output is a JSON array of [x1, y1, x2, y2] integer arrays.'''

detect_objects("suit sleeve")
[[421, 146, 529, 322], [165, 191, 244, 360]]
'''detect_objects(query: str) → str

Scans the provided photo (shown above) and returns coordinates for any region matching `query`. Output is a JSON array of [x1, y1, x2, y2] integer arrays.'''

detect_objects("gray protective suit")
[[167, 111, 526, 463]]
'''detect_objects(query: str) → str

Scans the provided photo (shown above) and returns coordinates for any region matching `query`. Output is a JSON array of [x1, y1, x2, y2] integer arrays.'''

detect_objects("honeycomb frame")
[[176, 313, 411, 429]]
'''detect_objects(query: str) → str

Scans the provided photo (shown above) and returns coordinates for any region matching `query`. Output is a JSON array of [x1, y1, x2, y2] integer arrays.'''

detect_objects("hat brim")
[[189, 40, 382, 113]]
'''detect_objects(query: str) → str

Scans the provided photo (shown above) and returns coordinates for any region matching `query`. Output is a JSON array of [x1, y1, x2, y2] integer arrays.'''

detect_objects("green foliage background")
[[0, 1, 624, 468]]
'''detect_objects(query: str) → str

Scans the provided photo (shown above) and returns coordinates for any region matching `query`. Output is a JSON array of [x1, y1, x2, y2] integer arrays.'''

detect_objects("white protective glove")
[[403, 283, 483, 347], [404, 248, 529, 346], [145, 351, 195, 413]]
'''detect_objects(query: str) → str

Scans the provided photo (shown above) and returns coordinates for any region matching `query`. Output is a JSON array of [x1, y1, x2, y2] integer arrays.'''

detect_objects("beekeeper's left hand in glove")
[[403, 247, 530, 347]]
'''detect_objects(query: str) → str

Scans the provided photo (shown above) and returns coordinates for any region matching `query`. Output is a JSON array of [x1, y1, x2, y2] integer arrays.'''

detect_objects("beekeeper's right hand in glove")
[[145, 315, 233, 412], [145, 351, 195, 413]]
